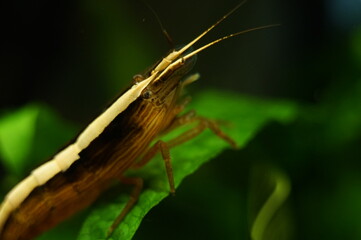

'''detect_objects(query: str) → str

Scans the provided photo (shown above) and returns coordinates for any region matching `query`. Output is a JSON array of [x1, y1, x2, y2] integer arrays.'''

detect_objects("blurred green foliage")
[[0, 104, 76, 186]]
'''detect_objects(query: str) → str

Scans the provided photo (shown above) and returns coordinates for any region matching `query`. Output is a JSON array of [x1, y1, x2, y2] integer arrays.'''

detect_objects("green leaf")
[[0, 104, 39, 176], [0, 104, 77, 182], [77, 90, 298, 240]]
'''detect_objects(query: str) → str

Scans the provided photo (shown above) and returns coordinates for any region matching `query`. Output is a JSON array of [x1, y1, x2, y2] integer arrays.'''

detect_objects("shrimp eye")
[[142, 90, 152, 99]]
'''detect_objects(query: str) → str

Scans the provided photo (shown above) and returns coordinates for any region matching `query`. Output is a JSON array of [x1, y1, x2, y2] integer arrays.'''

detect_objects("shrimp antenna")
[[175, 0, 248, 57], [182, 24, 281, 61], [153, 0, 248, 72], [143, 0, 174, 47]]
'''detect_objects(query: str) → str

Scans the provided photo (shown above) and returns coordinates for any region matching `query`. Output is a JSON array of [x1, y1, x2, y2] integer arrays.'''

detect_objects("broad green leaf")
[[0, 104, 39, 176], [0, 104, 77, 185], [77, 90, 297, 240]]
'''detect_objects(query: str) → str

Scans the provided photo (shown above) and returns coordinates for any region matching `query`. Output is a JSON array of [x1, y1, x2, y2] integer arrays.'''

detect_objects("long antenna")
[[181, 24, 281, 61], [143, 0, 174, 48], [153, 0, 248, 72], [175, 0, 248, 57], [155, 24, 280, 82]]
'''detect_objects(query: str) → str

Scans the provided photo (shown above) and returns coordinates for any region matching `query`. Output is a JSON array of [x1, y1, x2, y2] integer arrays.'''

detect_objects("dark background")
[[3, 0, 358, 119], [1, 0, 361, 239]]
